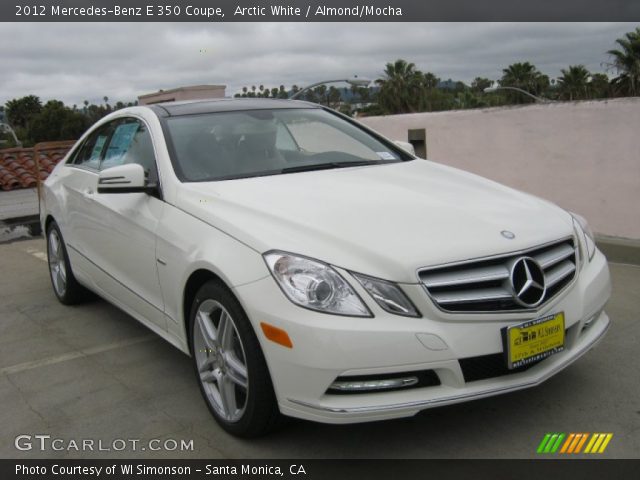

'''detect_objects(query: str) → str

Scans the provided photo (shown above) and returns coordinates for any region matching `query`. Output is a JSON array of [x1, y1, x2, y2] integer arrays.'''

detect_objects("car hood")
[[175, 160, 574, 283]]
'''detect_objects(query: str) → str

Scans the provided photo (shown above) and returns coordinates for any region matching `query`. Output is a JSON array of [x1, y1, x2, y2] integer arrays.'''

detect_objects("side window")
[[100, 119, 158, 180], [70, 124, 113, 169]]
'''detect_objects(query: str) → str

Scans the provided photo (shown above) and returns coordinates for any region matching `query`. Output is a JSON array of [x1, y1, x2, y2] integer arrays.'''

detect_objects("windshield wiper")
[[280, 160, 396, 174]]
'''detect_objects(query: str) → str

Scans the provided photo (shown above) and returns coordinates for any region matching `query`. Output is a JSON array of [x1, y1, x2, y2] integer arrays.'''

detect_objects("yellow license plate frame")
[[503, 312, 565, 369]]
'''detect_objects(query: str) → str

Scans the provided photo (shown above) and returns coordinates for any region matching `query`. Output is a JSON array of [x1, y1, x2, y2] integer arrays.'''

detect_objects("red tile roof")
[[0, 141, 75, 191]]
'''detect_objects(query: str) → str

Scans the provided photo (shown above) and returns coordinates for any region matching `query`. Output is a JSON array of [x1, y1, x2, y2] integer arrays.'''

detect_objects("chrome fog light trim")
[[329, 376, 419, 392]]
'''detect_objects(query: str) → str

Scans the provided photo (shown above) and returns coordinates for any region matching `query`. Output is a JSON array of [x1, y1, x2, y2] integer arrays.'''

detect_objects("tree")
[[471, 77, 493, 93], [607, 27, 640, 96], [375, 59, 423, 113], [418, 72, 442, 112], [28, 100, 89, 143], [5, 95, 42, 130], [590, 73, 611, 99], [327, 86, 341, 108], [499, 62, 547, 103], [557, 65, 591, 101], [422, 72, 440, 91]]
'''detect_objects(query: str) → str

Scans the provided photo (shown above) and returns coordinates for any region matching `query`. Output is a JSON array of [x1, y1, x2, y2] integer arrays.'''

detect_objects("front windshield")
[[164, 108, 410, 181]]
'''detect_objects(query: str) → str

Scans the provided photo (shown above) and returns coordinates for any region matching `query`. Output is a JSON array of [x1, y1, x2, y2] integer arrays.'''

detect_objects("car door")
[[81, 117, 166, 330], [61, 122, 113, 279]]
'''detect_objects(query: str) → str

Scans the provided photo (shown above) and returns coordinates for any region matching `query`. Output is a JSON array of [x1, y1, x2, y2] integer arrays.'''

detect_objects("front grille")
[[419, 238, 577, 312], [459, 353, 543, 382]]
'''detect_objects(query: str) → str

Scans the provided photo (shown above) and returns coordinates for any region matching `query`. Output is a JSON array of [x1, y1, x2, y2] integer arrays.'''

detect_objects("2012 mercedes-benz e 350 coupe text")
[[41, 99, 611, 437]]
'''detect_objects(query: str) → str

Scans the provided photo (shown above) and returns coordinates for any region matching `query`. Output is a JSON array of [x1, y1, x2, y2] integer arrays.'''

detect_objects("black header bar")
[[3, 0, 640, 22], [4, 459, 640, 480]]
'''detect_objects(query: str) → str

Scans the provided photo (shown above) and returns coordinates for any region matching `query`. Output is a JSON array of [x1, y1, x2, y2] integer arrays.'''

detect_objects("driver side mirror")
[[97, 163, 157, 194]]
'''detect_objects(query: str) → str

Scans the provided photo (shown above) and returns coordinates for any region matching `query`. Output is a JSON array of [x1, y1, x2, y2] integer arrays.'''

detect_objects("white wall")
[[360, 98, 640, 240]]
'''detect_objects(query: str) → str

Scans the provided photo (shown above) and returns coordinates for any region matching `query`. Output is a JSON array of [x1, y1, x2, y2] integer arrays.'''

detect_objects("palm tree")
[[419, 72, 441, 111], [557, 65, 591, 101], [471, 77, 493, 93], [375, 59, 423, 114], [500, 62, 548, 103], [607, 27, 640, 96]]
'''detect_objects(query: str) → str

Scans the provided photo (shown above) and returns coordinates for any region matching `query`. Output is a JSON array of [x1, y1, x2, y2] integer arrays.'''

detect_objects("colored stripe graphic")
[[550, 433, 565, 453], [598, 434, 613, 453], [538, 433, 613, 454], [584, 433, 614, 454], [537, 434, 552, 453], [560, 433, 575, 453]]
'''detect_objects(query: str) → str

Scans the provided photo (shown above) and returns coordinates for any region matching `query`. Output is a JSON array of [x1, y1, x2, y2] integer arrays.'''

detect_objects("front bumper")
[[234, 249, 611, 424]]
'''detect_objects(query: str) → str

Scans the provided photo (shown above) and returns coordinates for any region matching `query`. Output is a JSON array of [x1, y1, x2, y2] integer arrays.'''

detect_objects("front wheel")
[[189, 280, 283, 437]]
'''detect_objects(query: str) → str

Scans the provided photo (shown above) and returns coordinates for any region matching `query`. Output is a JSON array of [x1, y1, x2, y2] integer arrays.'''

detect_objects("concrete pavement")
[[1, 238, 638, 459]]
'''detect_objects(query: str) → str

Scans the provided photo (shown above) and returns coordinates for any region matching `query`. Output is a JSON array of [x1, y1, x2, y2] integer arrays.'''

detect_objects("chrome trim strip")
[[421, 264, 509, 288], [432, 287, 512, 304], [287, 318, 609, 415], [545, 261, 576, 288], [534, 243, 575, 269]]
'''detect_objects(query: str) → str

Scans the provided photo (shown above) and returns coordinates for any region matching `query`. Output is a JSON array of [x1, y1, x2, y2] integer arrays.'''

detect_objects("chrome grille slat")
[[419, 238, 577, 313], [432, 287, 513, 305], [533, 243, 575, 268], [545, 260, 576, 288], [421, 265, 509, 288]]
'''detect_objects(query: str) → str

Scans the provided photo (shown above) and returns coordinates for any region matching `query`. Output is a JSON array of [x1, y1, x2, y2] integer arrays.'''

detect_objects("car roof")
[[149, 98, 320, 117]]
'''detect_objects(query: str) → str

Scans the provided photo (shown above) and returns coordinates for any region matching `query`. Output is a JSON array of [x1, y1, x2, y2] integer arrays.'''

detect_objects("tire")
[[46, 221, 90, 305], [189, 280, 283, 437]]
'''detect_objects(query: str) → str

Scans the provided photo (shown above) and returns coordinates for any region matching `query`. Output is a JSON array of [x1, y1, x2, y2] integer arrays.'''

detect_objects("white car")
[[41, 99, 611, 437]]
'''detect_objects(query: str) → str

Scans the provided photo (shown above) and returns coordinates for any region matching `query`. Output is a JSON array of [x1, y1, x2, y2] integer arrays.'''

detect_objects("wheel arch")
[[44, 214, 56, 233]]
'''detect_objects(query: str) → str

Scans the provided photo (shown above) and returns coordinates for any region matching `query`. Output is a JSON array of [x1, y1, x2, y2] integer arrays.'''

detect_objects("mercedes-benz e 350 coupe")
[[41, 99, 611, 437]]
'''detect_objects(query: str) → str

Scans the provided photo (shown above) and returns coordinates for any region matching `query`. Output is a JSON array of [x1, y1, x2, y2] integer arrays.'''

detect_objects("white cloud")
[[0, 22, 636, 105]]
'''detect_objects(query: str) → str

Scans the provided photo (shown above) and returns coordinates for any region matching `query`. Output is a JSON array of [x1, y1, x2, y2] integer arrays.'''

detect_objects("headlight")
[[571, 213, 596, 261], [352, 273, 421, 317], [263, 252, 371, 317]]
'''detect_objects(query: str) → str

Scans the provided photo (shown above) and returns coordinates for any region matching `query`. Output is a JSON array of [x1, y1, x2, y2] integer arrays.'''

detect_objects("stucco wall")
[[360, 98, 640, 240]]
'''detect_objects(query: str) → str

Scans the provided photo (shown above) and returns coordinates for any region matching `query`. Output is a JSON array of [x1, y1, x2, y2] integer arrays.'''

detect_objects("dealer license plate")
[[503, 312, 565, 369]]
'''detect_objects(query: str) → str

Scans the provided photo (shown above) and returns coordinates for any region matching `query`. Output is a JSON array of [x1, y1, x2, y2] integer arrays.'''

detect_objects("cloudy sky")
[[1, 22, 637, 106]]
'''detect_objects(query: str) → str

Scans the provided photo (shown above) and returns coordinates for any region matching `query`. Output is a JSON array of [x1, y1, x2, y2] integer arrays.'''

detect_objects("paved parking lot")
[[1, 238, 638, 459]]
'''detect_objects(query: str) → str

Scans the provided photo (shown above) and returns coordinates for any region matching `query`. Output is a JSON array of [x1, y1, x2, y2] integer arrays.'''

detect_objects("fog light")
[[329, 376, 418, 392]]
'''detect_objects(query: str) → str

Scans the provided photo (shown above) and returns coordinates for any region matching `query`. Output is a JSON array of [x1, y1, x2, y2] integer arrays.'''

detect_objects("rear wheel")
[[46, 221, 89, 304], [189, 280, 283, 437]]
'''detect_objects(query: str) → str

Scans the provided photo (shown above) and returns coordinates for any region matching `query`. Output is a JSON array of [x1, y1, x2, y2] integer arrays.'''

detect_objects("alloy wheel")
[[193, 299, 249, 423]]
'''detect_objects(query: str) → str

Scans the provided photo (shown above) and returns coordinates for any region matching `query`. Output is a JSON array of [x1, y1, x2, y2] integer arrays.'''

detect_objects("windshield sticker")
[[377, 151, 397, 160]]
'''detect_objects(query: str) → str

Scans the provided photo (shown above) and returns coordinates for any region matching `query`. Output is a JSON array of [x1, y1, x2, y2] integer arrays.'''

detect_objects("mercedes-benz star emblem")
[[501, 230, 516, 239], [510, 256, 546, 307]]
